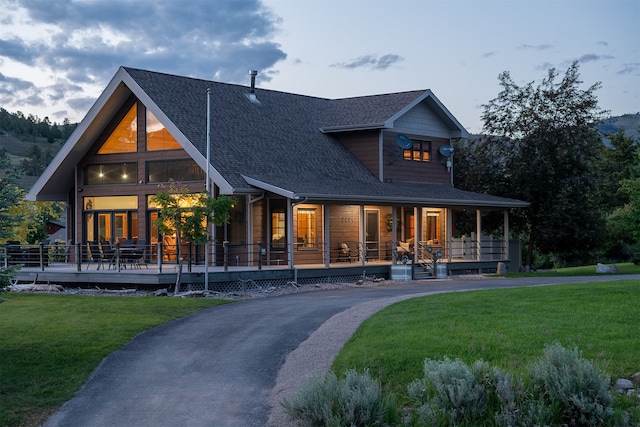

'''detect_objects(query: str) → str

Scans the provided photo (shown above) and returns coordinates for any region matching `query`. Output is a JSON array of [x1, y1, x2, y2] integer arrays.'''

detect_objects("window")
[[146, 109, 182, 151], [97, 104, 137, 154], [84, 164, 137, 185], [403, 139, 431, 162], [271, 210, 285, 249], [425, 211, 441, 244], [146, 159, 205, 183], [297, 208, 316, 248]]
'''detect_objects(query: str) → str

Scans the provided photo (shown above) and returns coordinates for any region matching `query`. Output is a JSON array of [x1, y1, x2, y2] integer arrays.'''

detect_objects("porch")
[[3, 238, 517, 292]]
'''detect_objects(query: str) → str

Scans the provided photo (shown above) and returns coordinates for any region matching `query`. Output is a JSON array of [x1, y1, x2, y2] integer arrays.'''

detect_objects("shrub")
[[281, 369, 395, 427], [407, 357, 487, 425], [528, 342, 614, 426]]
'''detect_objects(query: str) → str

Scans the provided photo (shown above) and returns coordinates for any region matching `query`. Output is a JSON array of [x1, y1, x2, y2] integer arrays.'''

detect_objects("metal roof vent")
[[246, 70, 261, 105]]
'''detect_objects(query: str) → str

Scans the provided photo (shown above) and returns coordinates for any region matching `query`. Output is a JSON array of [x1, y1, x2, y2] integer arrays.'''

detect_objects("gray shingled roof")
[[124, 67, 526, 208]]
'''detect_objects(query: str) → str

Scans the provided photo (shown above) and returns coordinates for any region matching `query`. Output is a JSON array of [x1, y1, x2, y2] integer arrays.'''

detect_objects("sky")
[[0, 0, 638, 134]]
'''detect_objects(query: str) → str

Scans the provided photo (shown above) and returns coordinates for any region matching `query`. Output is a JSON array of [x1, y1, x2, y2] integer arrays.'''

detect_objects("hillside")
[[596, 112, 640, 142]]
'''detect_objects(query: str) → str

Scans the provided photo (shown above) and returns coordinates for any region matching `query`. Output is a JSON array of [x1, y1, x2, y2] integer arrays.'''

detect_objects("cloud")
[[596, 41, 608, 47], [331, 54, 403, 71], [481, 51, 497, 58], [577, 53, 614, 63], [0, 0, 287, 119], [535, 62, 555, 71], [617, 63, 640, 75], [517, 44, 553, 51]]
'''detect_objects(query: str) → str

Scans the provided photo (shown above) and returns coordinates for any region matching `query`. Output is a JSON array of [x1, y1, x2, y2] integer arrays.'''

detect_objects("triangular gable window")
[[97, 104, 137, 154], [146, 109, 182, 151]]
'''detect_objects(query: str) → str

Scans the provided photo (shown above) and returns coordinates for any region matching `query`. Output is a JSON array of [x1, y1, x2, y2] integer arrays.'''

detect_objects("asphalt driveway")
[[44, 275, 640, 427]]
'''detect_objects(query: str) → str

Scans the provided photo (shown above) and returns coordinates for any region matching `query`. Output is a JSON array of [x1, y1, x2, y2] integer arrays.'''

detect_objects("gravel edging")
[[265, 289, 442, 427]]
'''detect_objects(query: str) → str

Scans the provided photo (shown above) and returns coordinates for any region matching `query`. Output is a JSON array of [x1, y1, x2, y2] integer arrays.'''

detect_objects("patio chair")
[[86, 241, 106, 270], [338, 243, 352, 262], [100, 241, 117, 270], [125, 240, 147, 269]]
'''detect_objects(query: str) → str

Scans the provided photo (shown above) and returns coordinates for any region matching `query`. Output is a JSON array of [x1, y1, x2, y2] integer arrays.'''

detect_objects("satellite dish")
[[395, 134, 413, 150], [439, 145, 454, 157]]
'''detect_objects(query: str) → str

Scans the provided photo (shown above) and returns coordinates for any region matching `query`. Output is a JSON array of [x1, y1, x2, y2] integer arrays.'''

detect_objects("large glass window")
[[297, 208, 316, 248], [271, 210, 285, 249], [146, 159, 205, 183], [97, 104, 137, 154], [403, 139, 431, 162], [146, 109, 182, 151], [85, 163, 137, 185], [83, 196, 139, 243]]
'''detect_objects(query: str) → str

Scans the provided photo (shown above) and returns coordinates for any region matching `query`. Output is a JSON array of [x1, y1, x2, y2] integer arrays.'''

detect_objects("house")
[[26, 66, 527, 285]]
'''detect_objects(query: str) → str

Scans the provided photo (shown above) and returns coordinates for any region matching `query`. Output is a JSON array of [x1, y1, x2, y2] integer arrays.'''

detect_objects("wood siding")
[[335, 130, 381, 179], [382, 130, 452, 184]]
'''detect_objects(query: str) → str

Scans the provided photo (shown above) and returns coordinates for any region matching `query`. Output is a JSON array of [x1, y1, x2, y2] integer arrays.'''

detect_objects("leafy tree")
[[473, 61, 606, 267], [10, 201, 64, 244], [597, 130, 639, 211], [151, 183, 235, 262], [607, 149, 640, 247]]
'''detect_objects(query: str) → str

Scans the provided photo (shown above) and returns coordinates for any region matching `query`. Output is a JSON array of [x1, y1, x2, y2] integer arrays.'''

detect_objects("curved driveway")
[[45, 275, 639, 427]]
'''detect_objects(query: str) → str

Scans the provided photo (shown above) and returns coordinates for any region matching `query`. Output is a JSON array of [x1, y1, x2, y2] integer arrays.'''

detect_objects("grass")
[[0, 293, 230, 427], [332, 279, 640, 400], [500, 261, 640, 277]]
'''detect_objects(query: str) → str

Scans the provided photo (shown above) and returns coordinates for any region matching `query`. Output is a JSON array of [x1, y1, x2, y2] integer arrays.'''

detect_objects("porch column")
[[503, 209, 509, 259], [324, 204, 330, 267], [287, 198, 294, 269], [476, 209, 482, 261], [359, 205, 366, 265], [414, 206, 421, 263], [446, 208, 452, 262]]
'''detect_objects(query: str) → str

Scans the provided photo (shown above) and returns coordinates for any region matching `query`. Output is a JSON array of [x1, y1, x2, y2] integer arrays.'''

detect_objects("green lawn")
[[0, 293, 229, 427], [501, 261, 640, 277], [332, 280, 640, 399]]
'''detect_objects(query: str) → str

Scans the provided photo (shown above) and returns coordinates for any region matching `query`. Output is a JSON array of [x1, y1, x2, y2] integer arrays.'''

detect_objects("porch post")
[[503, 209, 509, 259], [476, 209, 482, 261], [414, 206, 420, 264], [359, 205, 366, 265], [287, 198, 294, 269], [324, 204, 330, 267], [446, 208, 452, 262]]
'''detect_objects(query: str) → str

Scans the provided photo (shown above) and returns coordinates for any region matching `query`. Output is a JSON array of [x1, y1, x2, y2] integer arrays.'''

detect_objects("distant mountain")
[[596, 113, 640, 142]]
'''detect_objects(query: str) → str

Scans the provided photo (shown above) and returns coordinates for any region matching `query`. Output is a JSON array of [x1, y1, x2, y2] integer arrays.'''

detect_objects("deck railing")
[[2, 237, 507, 273]]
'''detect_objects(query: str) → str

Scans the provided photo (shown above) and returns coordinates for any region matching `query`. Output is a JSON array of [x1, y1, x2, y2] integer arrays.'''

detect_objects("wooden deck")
[[9, 257, 511, 291]]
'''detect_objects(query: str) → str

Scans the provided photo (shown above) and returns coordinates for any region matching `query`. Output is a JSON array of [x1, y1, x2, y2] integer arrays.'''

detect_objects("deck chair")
[[100, 241, 117, 270], [338, 243, 352, 262], [86, 241, 105, 270], [127, 240, 147, 269]]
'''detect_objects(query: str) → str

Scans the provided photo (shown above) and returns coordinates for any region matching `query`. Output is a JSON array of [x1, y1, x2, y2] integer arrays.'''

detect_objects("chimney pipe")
[[249, 70, 257, 93]]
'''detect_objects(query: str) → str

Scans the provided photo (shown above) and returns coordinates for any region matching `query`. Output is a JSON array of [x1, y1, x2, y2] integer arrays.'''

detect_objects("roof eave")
[[294, 192, 528, 208]]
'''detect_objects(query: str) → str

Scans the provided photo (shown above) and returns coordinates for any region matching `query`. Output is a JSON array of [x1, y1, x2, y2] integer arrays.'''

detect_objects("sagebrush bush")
[[407, 357, 487, 425], [281, 368, 395, 427], [286, 344, 623, 426], [528, 342, 614, 426]]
